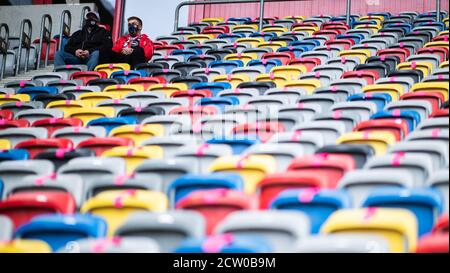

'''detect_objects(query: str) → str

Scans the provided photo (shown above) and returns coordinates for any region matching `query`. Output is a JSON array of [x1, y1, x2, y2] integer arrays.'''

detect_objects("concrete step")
[[1, 65, 54, 87]]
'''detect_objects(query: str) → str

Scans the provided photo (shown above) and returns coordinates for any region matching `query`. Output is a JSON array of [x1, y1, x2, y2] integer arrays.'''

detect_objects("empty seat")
[[0, 160, 54, 184], [427, 169, 449, 211], [102, 146, 164, 175], [175, 234, 272, 253], [0, 240, 51, 253], [295, 234, 390, 253], [58, 237, 160, 253], [52, 127, 106, 146], [0, 216, 13, 242], [0, 128, 47, 147]]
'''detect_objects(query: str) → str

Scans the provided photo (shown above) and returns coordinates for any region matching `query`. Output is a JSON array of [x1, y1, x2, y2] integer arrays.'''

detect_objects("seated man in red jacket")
[[100, 16, 154, 69]]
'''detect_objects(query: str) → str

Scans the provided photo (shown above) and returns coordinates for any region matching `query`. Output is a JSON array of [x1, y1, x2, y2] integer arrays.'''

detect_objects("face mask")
[[85, 19, 98, 28], [128, 24, 139, 36]]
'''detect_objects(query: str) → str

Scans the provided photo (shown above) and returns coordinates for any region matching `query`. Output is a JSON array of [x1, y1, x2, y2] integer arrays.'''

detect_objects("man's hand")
[[75, 49, 84, 58], [82, 50, 90, 58], [121, 48, 134, 55]]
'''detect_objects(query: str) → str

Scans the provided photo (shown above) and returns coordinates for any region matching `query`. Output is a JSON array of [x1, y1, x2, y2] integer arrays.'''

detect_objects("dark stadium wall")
[[188, 0, 449, 23]]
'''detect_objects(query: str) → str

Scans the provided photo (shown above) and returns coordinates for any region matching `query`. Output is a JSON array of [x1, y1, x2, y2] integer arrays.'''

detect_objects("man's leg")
[[128, 47, 146, 69], [85, 50, 100, 71], [54, 50, 82, 67]]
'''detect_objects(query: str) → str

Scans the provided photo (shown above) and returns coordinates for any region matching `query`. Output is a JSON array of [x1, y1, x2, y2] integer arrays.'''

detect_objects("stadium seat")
[[295, 234, 390, 253], [114, 211, 205, 253], [337, 131, 397, 155], [0, 160, 54, 184], [109, 124, 164, 146], [175, 234, 272, 253], [0, 216, 13, 241], [0, 240, 51, 253], [95, 63, 131, 77], [14, 214, 107, 251], [102, 146, 164, 174], [58, 237, 160, 253], [321, 208, 418, 253], [15, 138, 73, 159], [427, 169, 449, 211]]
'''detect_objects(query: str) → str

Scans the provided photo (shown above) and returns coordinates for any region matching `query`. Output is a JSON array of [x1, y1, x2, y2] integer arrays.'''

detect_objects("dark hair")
[[128, 16, 143, 26]]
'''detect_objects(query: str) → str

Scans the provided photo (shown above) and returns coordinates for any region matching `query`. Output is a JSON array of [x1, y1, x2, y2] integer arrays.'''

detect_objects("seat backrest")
[[0, 160, 54, 184]]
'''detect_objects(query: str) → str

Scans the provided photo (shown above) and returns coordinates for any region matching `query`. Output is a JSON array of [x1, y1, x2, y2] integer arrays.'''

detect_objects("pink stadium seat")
[[32, 118, 84, 136], [76, 137, 134, 156], [15, 138, 73, 159], [0, 119, 30, 130], [354, 119, 410, 141]]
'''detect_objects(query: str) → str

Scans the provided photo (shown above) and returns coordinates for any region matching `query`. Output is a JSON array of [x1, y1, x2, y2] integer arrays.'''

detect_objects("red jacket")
[[112, 34, 154, 61]]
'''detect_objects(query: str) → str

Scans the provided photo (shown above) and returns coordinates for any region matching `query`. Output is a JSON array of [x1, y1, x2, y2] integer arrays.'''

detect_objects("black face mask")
[[85, 19, 98, 28], [128, 24, 139, 36]]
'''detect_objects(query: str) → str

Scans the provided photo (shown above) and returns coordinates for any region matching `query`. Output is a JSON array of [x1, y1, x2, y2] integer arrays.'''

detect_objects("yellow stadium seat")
[[439, 61, 449, 69], [321, 208, 418, 253], [424, 41, 449, 50], [213, 74, 251, 89], [208, 155, 277, 194], [81, 190, 168, 235], [236, 37, 265, 48], [0, 94, 30, 105], [46, 100, 89, 112], [102, 146, 164, 174], [291, 26, 319, 34], [95, 63, 131, 77], [257, 41, 287, 51], [224, 53, 258, 65], [187, 34, 214, 43], [271, 66, 306, 81], [337, 131, 397, 156], [200, 17, 224, 25], [103, 84, 145, 94], [0, 240, 52, 253], [65, 107, 115, 126], [443, 18, 449, 28], [359, 15, 384, 23], [261, 26, 289, 35], [281, 79, 321, 94], [362, 84, 404, 101], [109, 124, 165, 146], [411, 82, 449, 101], [0, 139, 11, 150], [339, 50, 372, 63], [438, 30, 449, 36], [78, 92, 121, 107], [284, 15, 305, 22], [397, 61, 433, 77], [148, 83, 188, 96], [254, 74, 289, 87], [232, 25, 258, 33], [355, 24, 380, 33]]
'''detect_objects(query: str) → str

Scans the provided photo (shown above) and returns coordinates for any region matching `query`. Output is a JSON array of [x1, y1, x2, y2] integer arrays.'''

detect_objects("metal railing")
[[15, 19, 32, 76], [37, 14, 52, 69], [80, 6, 92, 29], [58, 10, 72, 51], [0, 23, 9, 80]]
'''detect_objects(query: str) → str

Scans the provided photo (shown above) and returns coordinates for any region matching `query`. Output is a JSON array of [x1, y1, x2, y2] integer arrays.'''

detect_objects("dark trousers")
[[100, 46, 146, 69]]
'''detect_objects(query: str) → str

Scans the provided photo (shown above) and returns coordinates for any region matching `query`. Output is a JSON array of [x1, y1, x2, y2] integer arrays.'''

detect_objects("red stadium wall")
[[188, 0, 449, 23]]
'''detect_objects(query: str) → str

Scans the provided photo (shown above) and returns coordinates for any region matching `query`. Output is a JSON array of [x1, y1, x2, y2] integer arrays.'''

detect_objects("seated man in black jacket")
[[54, 11, 112, 71]]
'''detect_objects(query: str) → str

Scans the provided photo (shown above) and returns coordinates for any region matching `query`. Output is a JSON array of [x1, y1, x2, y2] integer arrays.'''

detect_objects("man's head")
[[85, 11, 100, 29], [128, 16, 143, 37]]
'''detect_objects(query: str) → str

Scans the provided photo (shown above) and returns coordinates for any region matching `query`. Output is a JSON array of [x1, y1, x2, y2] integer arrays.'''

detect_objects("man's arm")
[[88, 30, 113, 54], [141, 37, 154, 61], [64, 30, 82, 56]]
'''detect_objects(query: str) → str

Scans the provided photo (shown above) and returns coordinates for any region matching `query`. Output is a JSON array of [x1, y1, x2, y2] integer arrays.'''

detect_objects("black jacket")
[[64, 26, 112, 56]]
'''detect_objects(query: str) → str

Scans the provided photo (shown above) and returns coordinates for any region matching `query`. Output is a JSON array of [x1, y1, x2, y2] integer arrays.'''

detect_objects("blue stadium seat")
[[209, 60, 244, 74], [247, 59, 282, 73], [192, 82, 232, 97], [207, 136, 261, 155], [278, 46, 308, 58], [371, 110, 422, 132], [17, 87, 58, 100], [110, 70, 146, 83], [0, 149, 30, 162], [218, 33, 246, 42], [172, 49, 203, 62], [348, 93, 392, 110], [87, 117, 138, 134], [196, 97, 240, 112], [175, 234, 273, 253]]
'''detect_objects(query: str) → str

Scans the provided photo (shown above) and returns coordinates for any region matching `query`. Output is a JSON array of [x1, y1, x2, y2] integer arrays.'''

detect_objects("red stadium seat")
[[377, 48, 410, 63], [32, 118, 84, 137], [69, 71, 107, 85], [76, 137, 134, 156], [324, 39, 355, 50], [0, 119, 29, 130], [342, 70, 379, 85], [33, 39, 57, 61], [257, 171, 337, 209], [430, 108, 449, 118], [401, 92, 445, 113], [416, 233, 449, 253], [417, 47, 448, 62], [169, 106, 218, 123], [171, 90, 212, 105], [288, 154, 356, 188], [232, 122, 285, 142], [0, 110, 14, 120], [262, 52, 295, 65], [15, 139, 73, 159], [176, 189, 258, 235], [0, 191, 76, 230], [288, 58, 321, 72], [128, 77, 166, 90], [354, 119, 410, 141], [433, 214, 449, 234]]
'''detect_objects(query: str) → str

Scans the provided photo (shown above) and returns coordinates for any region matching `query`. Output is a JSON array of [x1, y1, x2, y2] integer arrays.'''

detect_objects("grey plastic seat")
[[303, 35, 328, 45], [331, 101, 378, 121], [142, 115, 191, 135], [231, 67, 266, 81], [15, 109, 64, 124], [298, 94, 340, 111], [0, 160, 54, 184], [370, 33, 397, 45], [52, 127, 106, 146], [224, 105, 264, 123], [375, 77, 414, 91], [346, 29, 373, 39], [313, 112, 360, 132], [174, 144, 233, 174], [293, 121, 347, 144], [312, 64, 346, 80], [314, 46, 341, 57], [156, 35, 181, 44], [2, 174, 84, 207], [313, 87, 352, 102], [385, 101, 433, 120], [58, 158, 126, 189], [46, 80, 82, 92], [125, 91, 167, 102], [153, 55, 183, 68], [247, 96, 289, 117], [3, 80, 40, 92], [407, 54, 440, 70], [59, 237, 160, 253], [300, 51, 333, 64], [338, 169, 416, 207], [2, 51, 16, 77], [96, 99, 140, 113], [0, 102, 44, 116], [433, 68, 449, 77], [61, 86, 101, 99], [0, 216, 13, 242], [424, 74, 450, 83], [32, 72, 68, 86], [295, 235, 390, 253], [417, 117, 449, 131], [269, 132, 325, 155], [12, 45, 36, 71], [388, 141, 448, 170], [84, 175, 164, 202], [114, 211, 206, 253], [278, 104, 322, 122], [265, 88, 308, 104], [218, 89, 259, 104], [204, 39, 229, 48], [190, 68, 225, 81], [134, 158, 194, 192], [259, 112, 303, 131], [299, 72, 332, 87], [427, 169, 449, 211], [406, 129, 449, 144], [54, 64, 87, 75], [245, 143, 304, 171], [0, 88, 15, 95], [364, 154, 434, 186], [223, 42, 249, 53], [0, 127, 47, 147], [242, 48, 272, 58], [326, 56, 361, 71], [141, 136, 199, 158], [145, 98, 188, 113], [199, 114, 247, 137], [215, 211, 310, 253], [330, 79, 367, 94]]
